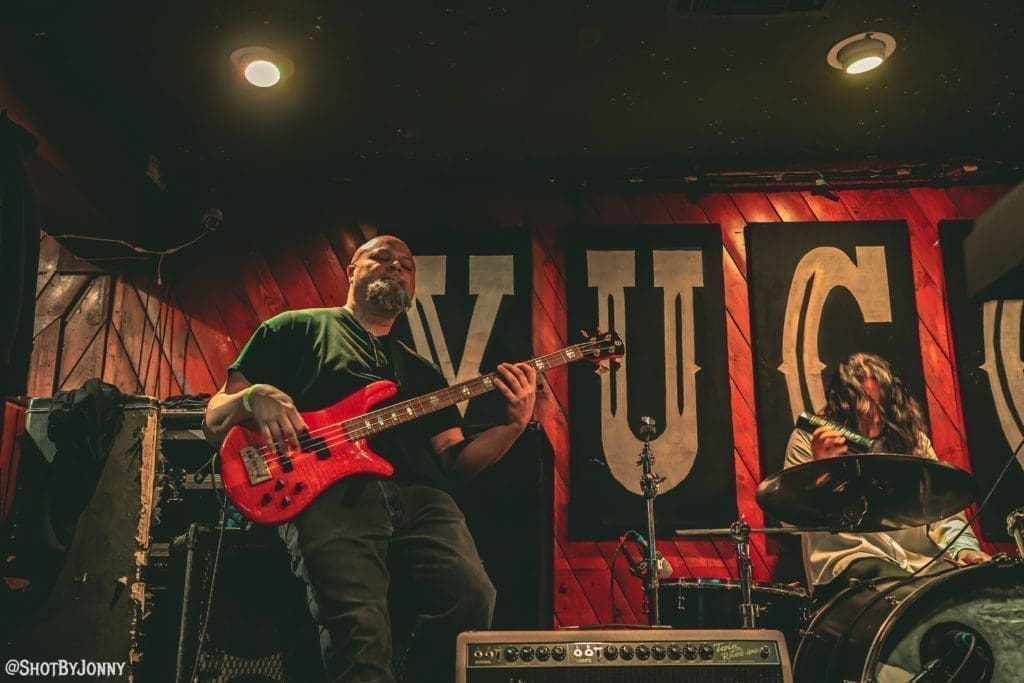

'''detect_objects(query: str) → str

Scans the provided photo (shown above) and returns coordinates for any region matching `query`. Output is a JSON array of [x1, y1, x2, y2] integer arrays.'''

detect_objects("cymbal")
[[755, 454, 977, 532]]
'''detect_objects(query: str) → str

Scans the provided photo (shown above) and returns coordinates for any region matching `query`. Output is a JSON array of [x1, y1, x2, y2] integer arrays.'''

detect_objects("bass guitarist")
[[202, 234, 538, 682]]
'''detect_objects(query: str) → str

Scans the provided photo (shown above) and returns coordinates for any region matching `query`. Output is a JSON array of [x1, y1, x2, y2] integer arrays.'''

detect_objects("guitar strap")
[[383, 335, 408, 391]]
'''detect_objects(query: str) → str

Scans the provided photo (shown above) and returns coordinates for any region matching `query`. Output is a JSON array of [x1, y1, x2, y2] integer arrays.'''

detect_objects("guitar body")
[[217, 329, 624, 525], [219, 380, 399, 525]]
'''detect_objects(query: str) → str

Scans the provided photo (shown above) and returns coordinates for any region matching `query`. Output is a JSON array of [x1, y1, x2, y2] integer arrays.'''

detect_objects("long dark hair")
[[821, 352, 928, 455]]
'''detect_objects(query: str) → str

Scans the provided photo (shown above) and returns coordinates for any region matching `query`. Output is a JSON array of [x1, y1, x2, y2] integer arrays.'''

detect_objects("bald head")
[[350, 235, 412, 265]]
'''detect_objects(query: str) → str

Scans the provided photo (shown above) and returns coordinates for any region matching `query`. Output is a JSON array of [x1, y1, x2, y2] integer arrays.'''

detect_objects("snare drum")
[[658, 577, 810, 655], [794, 560, 1024, 682]]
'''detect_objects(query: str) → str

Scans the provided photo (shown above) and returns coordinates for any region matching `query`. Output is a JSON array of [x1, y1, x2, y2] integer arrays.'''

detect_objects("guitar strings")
[[251, 340, 600, 453], [246, 339, 612, 470]]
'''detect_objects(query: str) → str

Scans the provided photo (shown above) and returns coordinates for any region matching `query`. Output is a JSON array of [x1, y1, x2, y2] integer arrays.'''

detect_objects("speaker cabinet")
[[2, 397, 159, 670], [172, 524, 323, 683]]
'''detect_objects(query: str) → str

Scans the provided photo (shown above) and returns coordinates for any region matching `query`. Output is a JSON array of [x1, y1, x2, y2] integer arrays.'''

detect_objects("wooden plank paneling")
[[26, 184, 1016, 631], [297, 231, 350, 308], [59, 276, 110, 389], [265, 247, 326, 311], [800, 191, 853, 222], [34, 273, 89, 336], [767, 192, 816, 222], [28, 320, 61, 397], [241, 251, 290, 322], [102, 326, 143, 394], [945, 184, 1012, 219]]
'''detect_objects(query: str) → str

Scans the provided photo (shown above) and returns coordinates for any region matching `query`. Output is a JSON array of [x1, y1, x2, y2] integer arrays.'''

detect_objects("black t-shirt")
[[228, 307, 463, 489]]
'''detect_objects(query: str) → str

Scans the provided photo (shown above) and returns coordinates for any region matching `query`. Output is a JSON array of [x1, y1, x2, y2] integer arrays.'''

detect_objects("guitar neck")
[[340, 345, 587, 441]]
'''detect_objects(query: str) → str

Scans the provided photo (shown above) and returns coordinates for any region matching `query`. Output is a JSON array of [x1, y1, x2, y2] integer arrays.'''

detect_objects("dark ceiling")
[[2, 0, 1023, 245]]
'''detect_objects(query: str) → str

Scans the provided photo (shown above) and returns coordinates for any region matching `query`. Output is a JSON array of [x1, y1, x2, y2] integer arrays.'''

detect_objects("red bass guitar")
[[219, 331, 624, 524]]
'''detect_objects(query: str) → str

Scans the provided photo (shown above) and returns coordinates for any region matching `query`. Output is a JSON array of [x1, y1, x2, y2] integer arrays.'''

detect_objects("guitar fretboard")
[[340, 344, 590, 441]]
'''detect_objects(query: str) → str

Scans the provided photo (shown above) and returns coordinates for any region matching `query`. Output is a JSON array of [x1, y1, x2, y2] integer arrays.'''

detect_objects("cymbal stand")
[[730, 520, 758, 629], [1008, 507, 1024, 560], [637, 416, 664, 626]]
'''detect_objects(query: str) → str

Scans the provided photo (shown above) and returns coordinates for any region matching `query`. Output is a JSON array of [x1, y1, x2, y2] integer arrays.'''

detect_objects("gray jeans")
[[278, 476, 495, 682]]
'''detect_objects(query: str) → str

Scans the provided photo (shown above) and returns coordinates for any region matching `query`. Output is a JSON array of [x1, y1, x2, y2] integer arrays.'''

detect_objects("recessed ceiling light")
[[244, 60, 280, 87], [827, 32, 896, 75], [230, 46, 294, 87]]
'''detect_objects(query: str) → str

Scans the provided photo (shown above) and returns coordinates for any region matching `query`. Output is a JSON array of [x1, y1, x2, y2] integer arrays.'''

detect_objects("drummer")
[[784, 352, 991, 605]]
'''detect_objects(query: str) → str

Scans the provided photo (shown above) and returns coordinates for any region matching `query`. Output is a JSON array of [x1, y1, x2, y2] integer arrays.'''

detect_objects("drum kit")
[[625, 419, 1024, 682]]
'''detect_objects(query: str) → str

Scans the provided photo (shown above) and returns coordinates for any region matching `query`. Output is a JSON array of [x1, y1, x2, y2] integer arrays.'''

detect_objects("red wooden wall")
[[23, 183, 1014, 626]]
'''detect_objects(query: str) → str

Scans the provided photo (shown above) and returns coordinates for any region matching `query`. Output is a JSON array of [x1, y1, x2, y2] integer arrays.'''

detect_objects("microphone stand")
[[637, 416, 665, 626]]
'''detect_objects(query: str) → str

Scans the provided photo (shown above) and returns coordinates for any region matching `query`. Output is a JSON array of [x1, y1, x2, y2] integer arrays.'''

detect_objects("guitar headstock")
[[577, 329, 625, 373]]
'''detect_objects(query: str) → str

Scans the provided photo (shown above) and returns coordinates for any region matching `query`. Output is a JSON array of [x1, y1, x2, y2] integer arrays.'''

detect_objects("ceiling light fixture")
[[230, 46, 294, 88], [827, 32, 896, 75]]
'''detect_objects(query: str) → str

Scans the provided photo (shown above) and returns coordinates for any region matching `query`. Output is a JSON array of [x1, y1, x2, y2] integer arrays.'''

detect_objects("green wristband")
[[242, 385, 257, 413]]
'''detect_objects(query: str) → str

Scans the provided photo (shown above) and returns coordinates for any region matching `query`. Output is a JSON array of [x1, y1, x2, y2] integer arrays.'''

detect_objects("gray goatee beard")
[[364, 278, 412, 314]]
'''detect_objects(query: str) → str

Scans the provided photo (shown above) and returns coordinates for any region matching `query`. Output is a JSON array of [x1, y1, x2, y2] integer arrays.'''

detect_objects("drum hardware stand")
[[637, 416, 665, 626], [1008, 507, 1024, 560], [730, 520, 760, 629], [840, 495, 868, 530]]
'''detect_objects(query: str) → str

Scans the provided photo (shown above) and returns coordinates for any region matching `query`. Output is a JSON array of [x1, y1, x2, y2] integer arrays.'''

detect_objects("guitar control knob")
[[651, 644, 666, 660], [503, 647, 518, 662], [667, 644, 682, 660], [683, 644, 698, 660], [281, 496, 291, 507], [535, 646, 550, 662], [699, 644, 714, 660], [619, 645, 634, 661], [519, 646, 534, 662], [603, 645, 618, 661], [635, 644, 650, 660], [293, 482, 305, 493], [551, 645, 566, 661], [275, 478, 286, 490], [261, 493, 273, 505]]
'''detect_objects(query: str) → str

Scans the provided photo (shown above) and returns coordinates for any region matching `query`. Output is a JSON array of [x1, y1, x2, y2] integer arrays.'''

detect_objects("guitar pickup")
[[240, 446, 273, 485]]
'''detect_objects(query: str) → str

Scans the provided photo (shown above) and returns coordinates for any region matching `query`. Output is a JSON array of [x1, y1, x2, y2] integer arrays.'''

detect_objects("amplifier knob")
[[699, 644, 714, 660], [760, 645, 771, 659], [635, 644, 650, 660], [520, 646, 535, 662], [651, 644, 666, 660], [603, 645, 618, 661], [552, 645, 567, 661], [684, 644, 698, 660], [619, 645, 634, 661], [536, 646, 550, 662], [667, 644, 682, 660], [503, 647, 518, 662]]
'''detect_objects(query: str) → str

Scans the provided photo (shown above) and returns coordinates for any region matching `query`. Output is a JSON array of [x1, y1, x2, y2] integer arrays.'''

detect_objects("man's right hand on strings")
[[245, 384, 309, 454]]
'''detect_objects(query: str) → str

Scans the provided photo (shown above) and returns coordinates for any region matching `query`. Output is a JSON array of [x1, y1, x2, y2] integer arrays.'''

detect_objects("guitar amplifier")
[[457, 629, 792, 683]]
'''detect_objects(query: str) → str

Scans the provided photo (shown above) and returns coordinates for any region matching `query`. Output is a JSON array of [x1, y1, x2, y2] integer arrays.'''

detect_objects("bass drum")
[[658, 577, 809, 656], [794, 560, 1024, 682]]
